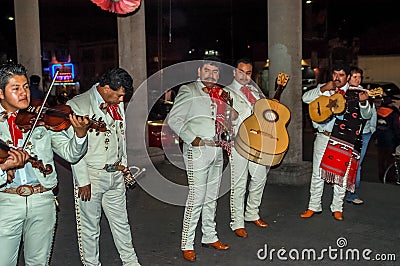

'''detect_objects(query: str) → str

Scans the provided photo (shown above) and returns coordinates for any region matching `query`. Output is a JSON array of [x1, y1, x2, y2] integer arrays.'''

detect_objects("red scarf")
[[207, 86, 233, 155], [208, 87, 227, 126], [8, 112, 23, 146], [106, 104, 122, 120], [240, 85, 257, 105]]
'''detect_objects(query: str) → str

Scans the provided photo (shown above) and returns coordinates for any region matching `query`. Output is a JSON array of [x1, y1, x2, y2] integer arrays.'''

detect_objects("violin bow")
[[22, 71, 59, 150]]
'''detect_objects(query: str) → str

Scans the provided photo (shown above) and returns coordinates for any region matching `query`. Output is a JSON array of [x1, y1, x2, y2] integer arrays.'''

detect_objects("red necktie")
[[106, 104, 122, 120], [337, 89, 346, 95], [240, 85, 257, 105], [8, 113, 23, 146]]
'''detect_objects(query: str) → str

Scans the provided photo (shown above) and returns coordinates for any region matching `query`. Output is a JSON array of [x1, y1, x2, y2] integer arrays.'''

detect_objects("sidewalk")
[[43, 157, 399, 266]]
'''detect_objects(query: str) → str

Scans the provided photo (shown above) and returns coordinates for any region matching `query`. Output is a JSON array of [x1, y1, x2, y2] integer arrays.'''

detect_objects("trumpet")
[[104, 161, 146, 188], [124, 166, 146, 188]]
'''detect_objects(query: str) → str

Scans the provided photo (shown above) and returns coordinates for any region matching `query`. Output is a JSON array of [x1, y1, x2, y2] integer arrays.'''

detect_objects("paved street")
[[17, 127, 400, 266], [48, 153, 399, 265]]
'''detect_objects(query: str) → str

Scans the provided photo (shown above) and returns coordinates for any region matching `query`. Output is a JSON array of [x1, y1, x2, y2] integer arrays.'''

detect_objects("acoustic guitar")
[[234, 73, 290, 166], [308, 87, 383, 123]]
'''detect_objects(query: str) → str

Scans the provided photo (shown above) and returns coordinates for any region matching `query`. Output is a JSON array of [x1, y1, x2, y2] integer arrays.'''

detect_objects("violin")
[[15, 104, 107, 135], [0, 139, 53, 176]]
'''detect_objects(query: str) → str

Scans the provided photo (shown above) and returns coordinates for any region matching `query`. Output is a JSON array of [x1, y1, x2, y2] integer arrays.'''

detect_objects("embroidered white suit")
[[167, 80, 224, 250], [225, 80, 268, 230], [67, 85, 140, 266], [0, 104, 88, 266]]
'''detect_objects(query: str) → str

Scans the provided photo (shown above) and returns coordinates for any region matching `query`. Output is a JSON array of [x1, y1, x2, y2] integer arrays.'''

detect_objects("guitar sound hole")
[[263, 109, 278, 122]]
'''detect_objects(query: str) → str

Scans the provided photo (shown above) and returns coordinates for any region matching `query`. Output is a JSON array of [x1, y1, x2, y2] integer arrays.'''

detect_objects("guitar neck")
[[273, 72, 289, 101], [347, 86, 383, 97], [347, 87, 369, 93], [273, 85, 284, 101]]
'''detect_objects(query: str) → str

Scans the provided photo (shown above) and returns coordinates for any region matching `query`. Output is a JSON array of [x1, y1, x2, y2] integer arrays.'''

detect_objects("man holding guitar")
[[224, 58, 269, 238], [301, 62, 373, 221]]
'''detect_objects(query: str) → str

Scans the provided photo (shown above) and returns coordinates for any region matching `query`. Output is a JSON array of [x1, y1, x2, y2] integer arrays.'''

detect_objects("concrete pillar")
[[117, 4, 147, 89], [14, 0, 42, 77], [118, 3, 163, 165], [268, 0, 311, 184]]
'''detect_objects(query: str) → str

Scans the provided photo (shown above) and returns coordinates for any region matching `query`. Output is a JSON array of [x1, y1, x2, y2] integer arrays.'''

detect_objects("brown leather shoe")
[[182, 250, 196, 262], [234, 228, 248, 238], [201, 240, 230, 250], [252, 219, 268, 228], [333, 211, 343, 221], [300, 209, 322, 218]]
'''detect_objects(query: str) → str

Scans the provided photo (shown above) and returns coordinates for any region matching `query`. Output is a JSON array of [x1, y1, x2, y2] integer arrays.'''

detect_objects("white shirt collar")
[[93, 83, 105, 105]]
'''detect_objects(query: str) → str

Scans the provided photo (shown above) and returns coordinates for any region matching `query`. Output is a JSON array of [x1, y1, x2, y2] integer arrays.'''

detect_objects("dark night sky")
[[325, 0, 400, 51], [1, 0, 400, 61]]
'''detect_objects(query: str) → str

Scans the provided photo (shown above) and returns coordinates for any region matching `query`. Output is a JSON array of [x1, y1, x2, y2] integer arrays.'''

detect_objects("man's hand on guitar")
[[359, 91, 369, 104]]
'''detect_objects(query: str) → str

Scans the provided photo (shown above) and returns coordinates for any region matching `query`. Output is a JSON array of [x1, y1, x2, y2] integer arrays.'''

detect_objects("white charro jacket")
[[67, 85, 127, 187]]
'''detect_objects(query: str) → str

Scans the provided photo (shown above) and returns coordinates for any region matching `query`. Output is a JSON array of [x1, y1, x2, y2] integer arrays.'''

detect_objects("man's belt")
[[319, 131, 331, 137], [2, 184, 53, 196], [201, 140, 217, 147]]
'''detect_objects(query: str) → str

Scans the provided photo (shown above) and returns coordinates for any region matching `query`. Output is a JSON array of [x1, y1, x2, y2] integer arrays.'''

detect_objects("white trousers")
[[181, 144, 223, 250], [229, 148, 267, 230], [0, 191, 56, 266], [75, 170, 140, 266], [308, 133, 347, 212]]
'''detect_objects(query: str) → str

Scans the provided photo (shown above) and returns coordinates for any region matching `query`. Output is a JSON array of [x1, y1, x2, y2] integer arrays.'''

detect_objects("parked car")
[[302, 64, 317, 91], [147, 119, 181, 149], [147, 96, 181, 149]]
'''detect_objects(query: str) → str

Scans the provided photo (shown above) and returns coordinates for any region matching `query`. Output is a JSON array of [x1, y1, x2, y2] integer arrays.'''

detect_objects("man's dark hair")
[[0, 63, 28, 91], [201, 55, 221, 69], [235, 58, 253, 68], [99, 67, 133, 96], [332, 62, 351, 76]]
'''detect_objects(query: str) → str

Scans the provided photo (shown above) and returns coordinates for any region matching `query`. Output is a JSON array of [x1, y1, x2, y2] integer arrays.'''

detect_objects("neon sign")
[[51, 63, 75, 83]]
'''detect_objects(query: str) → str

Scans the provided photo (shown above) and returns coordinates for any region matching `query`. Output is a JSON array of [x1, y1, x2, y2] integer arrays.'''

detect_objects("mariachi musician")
[[224, 58, 269, 239], [301, 62, 372, 221], [167, 56, 236, 262], [0, 63, 89, 265], [66, 67, 141, 265]]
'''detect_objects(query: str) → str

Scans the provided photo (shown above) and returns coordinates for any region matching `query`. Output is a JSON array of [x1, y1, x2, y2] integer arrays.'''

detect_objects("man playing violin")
[[67, 67, 141, 266], [0, 63, 89, 265]]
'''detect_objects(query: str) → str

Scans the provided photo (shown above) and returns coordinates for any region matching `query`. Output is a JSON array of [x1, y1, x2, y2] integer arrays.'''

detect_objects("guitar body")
[[234, 98, 290, 166], [308, 94, 346, 123], [308, 87, 382, 123]]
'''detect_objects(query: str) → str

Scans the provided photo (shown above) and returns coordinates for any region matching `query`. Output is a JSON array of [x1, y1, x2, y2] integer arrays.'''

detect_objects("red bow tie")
[[337, 89, 346, 95], [240, 85, 257, 105], [8, 112, 23, 146], [106, 104, 122, 120], [100, 103, 122, 120]]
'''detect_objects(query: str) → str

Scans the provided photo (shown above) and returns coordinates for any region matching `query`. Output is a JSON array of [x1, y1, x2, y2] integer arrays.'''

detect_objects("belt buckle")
[[104, 164, 117, 172], [104, 160, 121, 172], [16, 185, 34, 196]]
